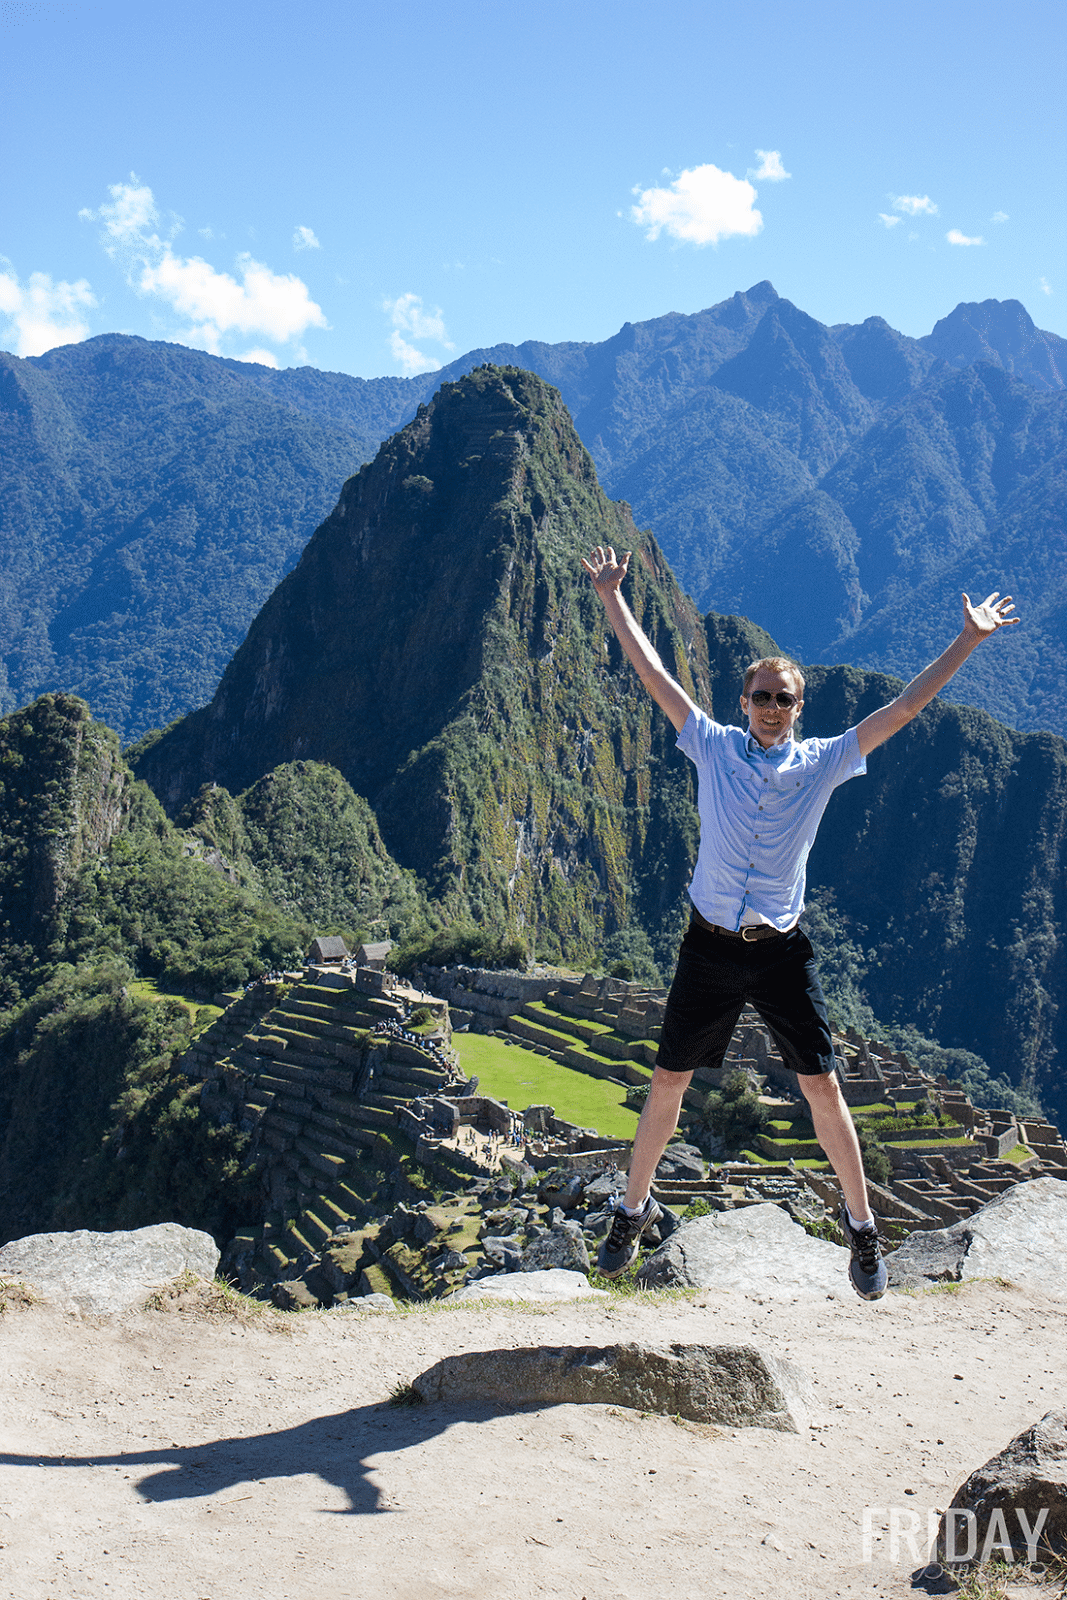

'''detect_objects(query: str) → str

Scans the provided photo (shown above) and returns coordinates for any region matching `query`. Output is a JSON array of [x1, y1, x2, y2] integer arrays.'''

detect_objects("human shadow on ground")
[[0, 1396, 509, 1516]]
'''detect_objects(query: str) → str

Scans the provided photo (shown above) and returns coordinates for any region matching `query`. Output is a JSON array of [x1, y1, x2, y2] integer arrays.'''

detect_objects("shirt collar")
[[745, 729, 797, 759]]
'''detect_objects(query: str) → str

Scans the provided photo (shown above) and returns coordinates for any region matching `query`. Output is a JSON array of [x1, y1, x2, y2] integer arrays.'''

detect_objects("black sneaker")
[[840, 1209, 888, 1300], [596, 1195, 662, 1278]]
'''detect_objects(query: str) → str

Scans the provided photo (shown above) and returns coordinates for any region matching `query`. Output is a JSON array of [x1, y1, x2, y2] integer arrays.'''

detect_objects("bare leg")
[[798, 1071, 872, 1220], [623, 1066, 693, 1207]]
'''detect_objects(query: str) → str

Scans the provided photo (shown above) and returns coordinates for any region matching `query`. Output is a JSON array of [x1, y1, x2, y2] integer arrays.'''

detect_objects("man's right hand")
[[581, 545, 632, 597]]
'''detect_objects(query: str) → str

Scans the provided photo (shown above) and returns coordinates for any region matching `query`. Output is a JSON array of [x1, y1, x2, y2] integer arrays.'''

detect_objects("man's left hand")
[[963, 591, 1019, 640]]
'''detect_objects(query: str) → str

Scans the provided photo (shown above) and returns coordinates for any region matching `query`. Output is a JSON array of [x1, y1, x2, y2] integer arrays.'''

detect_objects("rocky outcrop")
[[937, 1409, 1067, 1562], [636, 1203, 851, 1297], [0, 1223, 219, 1315], [887, 1177, 1067, 1294], [448, 1268, 607, 1304], [411, 1341, 818, 1432]]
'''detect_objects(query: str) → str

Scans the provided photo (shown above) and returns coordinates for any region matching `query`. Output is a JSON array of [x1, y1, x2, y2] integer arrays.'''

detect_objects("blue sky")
[[2, 0, 1064, 376]]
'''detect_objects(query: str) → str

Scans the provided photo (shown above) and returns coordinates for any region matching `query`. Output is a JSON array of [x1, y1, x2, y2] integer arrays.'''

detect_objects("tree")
[[698, 1070, 768, 1151]]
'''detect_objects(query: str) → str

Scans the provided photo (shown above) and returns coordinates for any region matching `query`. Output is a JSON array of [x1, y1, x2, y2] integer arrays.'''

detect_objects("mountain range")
[[2, 287, 1064, 742], [130, 366, 1067, 1124]]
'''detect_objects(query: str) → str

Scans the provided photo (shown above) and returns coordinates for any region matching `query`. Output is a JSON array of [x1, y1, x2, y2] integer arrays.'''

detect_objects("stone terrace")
[[182, 967, 461, 1287], [426, 964, 1067, 1231]]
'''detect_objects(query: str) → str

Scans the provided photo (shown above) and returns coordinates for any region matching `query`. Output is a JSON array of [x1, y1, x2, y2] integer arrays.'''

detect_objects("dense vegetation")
[[179, 761, 422, 943], [390, 921, 529, 976], [0, 962, 258, 1245], [0, 697, 413, 1246]]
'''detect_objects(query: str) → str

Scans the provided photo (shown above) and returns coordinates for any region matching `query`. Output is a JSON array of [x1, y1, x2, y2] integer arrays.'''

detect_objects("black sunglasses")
[[749, 689, 798, 709]]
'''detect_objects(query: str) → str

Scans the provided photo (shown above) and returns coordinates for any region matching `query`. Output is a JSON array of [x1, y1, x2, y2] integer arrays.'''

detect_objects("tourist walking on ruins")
[[582, 545, 1019, 1298]]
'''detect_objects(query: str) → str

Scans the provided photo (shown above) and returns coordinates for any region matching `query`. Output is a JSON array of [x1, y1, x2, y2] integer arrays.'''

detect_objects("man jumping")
[[582, 545, 1019, 1299]]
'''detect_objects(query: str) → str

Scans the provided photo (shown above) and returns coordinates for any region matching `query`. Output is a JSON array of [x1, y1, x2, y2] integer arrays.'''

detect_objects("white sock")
[[621, 1194, 650, 1217], [846, 1205, 874, 1232]]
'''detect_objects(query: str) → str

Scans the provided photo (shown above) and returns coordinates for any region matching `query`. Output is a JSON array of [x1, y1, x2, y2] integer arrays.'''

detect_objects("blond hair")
[[742, 655, 805, 697]]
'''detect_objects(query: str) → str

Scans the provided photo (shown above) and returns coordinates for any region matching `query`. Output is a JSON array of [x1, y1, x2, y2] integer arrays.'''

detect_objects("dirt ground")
[[0, 1277, 1064, 1600]]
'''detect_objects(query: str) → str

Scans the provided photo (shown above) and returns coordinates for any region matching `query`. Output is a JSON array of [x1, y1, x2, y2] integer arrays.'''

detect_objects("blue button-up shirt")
[[678, 709, 866, 932]]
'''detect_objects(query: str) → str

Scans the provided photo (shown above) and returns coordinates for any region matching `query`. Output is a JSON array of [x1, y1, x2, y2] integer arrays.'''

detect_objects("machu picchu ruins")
[[178, 949, 1067, 1311]]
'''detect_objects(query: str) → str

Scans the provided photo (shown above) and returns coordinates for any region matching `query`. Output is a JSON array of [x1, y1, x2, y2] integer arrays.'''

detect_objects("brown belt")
[[690, 906, 786, 942]]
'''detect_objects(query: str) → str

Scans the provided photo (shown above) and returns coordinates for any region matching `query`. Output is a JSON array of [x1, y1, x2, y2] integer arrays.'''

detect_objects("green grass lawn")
[[526, 999, 615, 1035], [739, 1148, 829, 1168], [129, 978, 223, 1034], [452, 1034, 640, 1141]]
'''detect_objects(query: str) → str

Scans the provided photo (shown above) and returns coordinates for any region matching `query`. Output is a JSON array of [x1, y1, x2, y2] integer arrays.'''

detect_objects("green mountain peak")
[[135, 366, 714, 965]]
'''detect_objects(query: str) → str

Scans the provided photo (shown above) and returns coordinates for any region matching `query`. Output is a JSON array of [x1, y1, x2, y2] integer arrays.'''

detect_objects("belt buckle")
[[741, 926, 759, 942]]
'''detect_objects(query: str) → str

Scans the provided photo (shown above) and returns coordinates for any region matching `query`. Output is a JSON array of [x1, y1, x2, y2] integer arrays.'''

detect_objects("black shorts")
[[656, 915, 834, 1078]]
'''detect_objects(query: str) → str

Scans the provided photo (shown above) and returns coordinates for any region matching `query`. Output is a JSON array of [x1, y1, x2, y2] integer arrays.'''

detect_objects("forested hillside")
[[0, 694, 431, 1245], [0, 338, 408, 739]]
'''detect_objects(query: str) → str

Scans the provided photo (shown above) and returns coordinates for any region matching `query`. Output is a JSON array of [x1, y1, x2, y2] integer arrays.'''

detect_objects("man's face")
[[740, 666, 804, 749]]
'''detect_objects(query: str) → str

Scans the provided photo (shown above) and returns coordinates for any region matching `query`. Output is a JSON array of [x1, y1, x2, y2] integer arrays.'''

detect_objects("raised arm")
[[856, 591, 1020, 756], [581, 545, 698, 734]]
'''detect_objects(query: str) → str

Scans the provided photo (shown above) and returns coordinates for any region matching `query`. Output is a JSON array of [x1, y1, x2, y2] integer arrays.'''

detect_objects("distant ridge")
[[919, 297, 1067, 391], [1, 286, 1063, 740]]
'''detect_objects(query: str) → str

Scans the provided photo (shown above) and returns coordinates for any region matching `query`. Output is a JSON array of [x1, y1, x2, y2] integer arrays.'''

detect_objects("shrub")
[[391, 921, 527, 975], [698, 1070, 768, 1151]]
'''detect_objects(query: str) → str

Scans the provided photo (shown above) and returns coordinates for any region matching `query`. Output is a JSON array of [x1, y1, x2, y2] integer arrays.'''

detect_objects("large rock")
[[0, 1224, 220, 1315], [636, 1203, 850, 1296], [656, 1143, 706, 1182], [521, 1226, 591, 1274], [412, 1341, 817, 1431], [480, 1233, 525, 1270], [537, 1171, 585, 1211], [937, 1410, 1067, 1562], [448, 1268, 607, 1304], [888, 1178, 1067, 1295]]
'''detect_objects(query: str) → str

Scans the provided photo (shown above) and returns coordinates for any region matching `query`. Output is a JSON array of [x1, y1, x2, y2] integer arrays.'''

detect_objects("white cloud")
[[293, 225, 320, 251], [383, 292, 454, 372], [385, 291, 452, 345], [0, 263, 96, 357], [138, 251, 327, 348], [390, 331, 436, 374], [1040, 277, 1053, 296], [751, 149, 790, 182], [81, 178, 327, 355], [631, 163, 762, 246], [992, 211, 1009, 223], [80, 177, 168, 251], [946, 228, 985, 247], [892, 194, 939, 217], [878, 213, 903, 228], [233, 348, 280, 367]]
